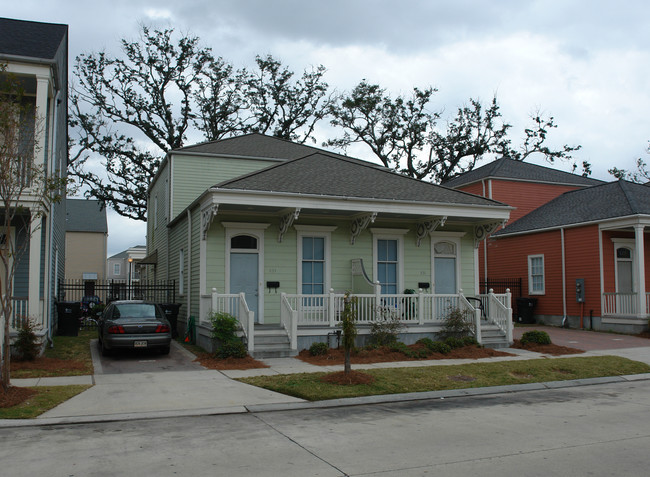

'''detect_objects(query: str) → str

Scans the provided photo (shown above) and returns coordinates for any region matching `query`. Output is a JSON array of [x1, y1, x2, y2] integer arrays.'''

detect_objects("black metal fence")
[[58, 279, 176, 307], [480, 278, 522, 317]]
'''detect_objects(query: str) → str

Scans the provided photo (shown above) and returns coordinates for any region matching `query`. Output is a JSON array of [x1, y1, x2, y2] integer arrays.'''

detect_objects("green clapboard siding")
[[171, 154, 282, 219]]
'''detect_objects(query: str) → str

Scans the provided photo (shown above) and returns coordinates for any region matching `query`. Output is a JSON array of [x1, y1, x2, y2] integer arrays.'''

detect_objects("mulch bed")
[[638, 331, 650, 340], [298, 344, 514, 366], [11, 357, 88, 375], [194, 353, 269, 370], [510, 339, 585, 356], [0, 386, 37, 408]]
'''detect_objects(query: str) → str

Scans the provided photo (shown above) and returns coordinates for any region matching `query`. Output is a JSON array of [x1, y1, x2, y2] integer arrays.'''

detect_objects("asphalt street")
[[1, 379, 649, 476]]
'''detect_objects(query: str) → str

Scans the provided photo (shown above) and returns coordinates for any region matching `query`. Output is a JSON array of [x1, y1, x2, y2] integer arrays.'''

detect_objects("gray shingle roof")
[[442, 157, 604, 189], [494, 180, 650, 236], [215, 152, 505, 207], [66, 199, 108, 233], [0, 17, 67, 60], [176, 132, 356, 162]]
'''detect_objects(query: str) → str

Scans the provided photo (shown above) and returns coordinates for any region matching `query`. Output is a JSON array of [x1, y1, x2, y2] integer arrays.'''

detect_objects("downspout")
[[187, 209, 191, 320], [561, 227, 568, 327]]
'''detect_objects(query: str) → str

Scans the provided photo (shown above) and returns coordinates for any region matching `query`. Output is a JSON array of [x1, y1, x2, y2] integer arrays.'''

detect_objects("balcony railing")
[[603, 292, 638, 316]]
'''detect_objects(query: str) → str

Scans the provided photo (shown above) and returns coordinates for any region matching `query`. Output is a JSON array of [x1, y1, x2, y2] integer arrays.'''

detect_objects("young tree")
[[0, 67, 67, 391], [327, 81, 584, 183], [339, 293, 358, 375], [70, 26, 335, 221]]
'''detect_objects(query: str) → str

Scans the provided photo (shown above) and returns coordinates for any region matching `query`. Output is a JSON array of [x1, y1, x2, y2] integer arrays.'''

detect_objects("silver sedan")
[[98, 301, 172, 356]]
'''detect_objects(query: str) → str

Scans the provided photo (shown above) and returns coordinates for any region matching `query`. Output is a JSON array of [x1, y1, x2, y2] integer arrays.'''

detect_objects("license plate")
[[133, 341, 148, 348]]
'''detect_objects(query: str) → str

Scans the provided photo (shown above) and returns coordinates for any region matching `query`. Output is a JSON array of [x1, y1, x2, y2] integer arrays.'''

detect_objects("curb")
[[2, 373, 649, 429]]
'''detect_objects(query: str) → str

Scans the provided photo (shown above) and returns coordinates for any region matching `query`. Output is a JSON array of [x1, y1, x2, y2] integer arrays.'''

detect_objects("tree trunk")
[[344, 348, 351, 375]]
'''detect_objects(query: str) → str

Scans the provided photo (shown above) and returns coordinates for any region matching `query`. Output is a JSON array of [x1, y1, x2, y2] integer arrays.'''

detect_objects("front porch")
[[197, 288, 514, 357]]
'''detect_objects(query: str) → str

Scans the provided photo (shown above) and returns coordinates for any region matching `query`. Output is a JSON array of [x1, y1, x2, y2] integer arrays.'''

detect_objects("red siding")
[[488, 225, 603, 317], [564, 225, 601, 317], [489, 180, 581, 223]]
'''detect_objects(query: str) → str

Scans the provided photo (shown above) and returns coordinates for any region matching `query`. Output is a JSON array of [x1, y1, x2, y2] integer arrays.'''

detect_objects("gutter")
[[561, 227, 567, 327]]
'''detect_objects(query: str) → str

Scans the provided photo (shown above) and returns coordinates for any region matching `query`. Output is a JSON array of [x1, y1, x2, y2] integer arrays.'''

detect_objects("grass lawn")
[[10, 329, 95, 378], [239, 356, 650, 401], [0, 385, 91, 419]]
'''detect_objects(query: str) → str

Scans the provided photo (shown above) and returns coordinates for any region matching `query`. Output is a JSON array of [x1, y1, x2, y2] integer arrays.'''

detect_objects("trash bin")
[[515, 297, 538, 324], [159, 303, 182, 338], [57, 302, 81, 336]]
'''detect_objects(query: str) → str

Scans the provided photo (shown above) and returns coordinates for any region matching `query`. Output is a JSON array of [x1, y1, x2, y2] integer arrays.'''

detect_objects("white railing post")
[[211, 287, 218, 314], [374, 281, 382, 309], [505, 288, 513, 343], [291, 309, 298, 350], [329, 288, 336, 327], [248, 308, 255, 352], [418, 289, 424, 325]]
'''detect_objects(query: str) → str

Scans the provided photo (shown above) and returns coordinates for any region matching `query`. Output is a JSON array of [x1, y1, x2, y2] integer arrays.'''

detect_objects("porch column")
[[35, 75, 50, 167], [634, 224, 646, 317], [28, 215, 43, 325]]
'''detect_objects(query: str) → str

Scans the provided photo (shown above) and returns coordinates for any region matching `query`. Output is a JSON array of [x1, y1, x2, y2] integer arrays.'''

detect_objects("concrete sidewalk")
[[4, 334, 650, 427]]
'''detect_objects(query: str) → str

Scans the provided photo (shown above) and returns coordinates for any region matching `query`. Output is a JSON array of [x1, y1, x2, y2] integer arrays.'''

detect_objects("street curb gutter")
[[2, 373, 649, 429]]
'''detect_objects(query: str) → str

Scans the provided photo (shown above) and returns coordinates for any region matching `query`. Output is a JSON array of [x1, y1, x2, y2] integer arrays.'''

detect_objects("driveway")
[[513, 325, 650, 351], [92, 339, 205, 374]]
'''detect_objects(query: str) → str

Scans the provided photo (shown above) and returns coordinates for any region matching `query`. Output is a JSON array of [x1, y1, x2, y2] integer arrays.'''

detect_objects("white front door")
[[230, 252, 259, 322]]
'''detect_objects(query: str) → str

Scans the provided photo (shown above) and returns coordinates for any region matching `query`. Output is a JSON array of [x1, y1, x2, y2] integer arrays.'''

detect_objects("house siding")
[[198, 216, 477, 325], [147, 162, 170, 281], [564, 225, 601, 317], [171, 154, 281, 219]]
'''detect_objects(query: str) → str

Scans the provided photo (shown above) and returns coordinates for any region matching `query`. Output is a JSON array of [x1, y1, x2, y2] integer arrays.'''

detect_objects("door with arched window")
[[433, 240, 458, 294], [615, 245, 634, 314], [229, 234, 260, 322]]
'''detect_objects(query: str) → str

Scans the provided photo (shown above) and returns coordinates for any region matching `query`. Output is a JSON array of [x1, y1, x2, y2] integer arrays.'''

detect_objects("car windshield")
[[113, 304, 158, 320]]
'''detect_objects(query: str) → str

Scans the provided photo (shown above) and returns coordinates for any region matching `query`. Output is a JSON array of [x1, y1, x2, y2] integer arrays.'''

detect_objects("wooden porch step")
[[252, 324, 296, 359]]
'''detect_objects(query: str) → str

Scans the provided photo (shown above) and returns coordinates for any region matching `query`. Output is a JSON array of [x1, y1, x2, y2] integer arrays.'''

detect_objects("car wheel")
[[160, 345, 170, 355]]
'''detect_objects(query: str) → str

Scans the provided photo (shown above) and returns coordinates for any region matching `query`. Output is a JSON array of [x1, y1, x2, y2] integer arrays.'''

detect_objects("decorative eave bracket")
[[473, 220, 506, 248], [415, 216, 447, 247], [201, 203, 219, 240], [278, 208, 301, 243], [350, 212, 377, 245]]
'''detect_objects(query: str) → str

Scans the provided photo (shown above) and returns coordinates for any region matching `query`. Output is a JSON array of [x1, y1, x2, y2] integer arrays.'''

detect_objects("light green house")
[[145, 134, 513, 356]]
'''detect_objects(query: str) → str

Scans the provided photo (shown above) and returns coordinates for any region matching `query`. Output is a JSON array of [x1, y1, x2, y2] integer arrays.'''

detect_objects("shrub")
[[520, 330, 552, 345], [216, 340, 247, 359], [444, 336, 465, 350], [416, 337, 435, 349], [428, 341, 451, 355], [438, 307, 474, 341], [390, 341, 429, 359], [13, 318, 40, 361], [461, 336, 479, 347], [209, 312, 247, 358], [369, 306, 404, 346], [309, 342, 329, 356], [209, 312, 239, 343]]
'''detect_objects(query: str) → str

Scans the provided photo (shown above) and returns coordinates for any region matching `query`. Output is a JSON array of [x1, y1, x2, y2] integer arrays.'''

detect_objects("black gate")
[[480, 278, 522, 317], [58, 279, 176, 306]]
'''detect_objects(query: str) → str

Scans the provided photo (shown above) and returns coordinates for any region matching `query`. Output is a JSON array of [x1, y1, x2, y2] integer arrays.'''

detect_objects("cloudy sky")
[[5, 1, 650, 256]]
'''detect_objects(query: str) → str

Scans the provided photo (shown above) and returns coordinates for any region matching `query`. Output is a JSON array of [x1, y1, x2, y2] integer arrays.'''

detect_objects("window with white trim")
[[113, 262, 121, 276], [528, 255, 545, 295], [377, 239, 398, 294], [179, 248, 185, 295], [301, 237, 325, 294]]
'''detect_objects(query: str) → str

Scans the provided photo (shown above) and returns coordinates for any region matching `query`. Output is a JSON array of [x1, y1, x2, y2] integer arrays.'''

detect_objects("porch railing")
[[201, 289, 254, 352], [602, 292, 637, 316], [486, 289, 513, 343], [9, 297, 29, 331]]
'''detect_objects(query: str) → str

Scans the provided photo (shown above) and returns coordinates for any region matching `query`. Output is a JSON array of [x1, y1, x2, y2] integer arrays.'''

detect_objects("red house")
[[446, 159, 650, 333]]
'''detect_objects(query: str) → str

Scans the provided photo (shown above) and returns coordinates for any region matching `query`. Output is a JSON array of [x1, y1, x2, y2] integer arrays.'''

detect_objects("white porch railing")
[[485, 289, 513, 343], [9, 297, 29, 331], [281, 289, 512, 345], [201, 289, 255, 352], [602, 292, 637, 316], [281, 294, 298, 350]]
